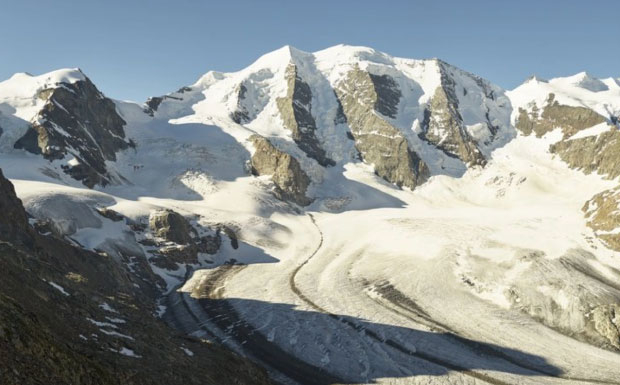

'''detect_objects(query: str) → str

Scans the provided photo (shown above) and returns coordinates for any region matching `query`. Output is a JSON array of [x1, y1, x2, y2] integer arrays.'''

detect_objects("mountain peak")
[[314, 44, 394, 66], [524, 75, 548, 84], [548, 71, 609, 92], [32, 68, 86, 85], [2, 68, 86, 91]]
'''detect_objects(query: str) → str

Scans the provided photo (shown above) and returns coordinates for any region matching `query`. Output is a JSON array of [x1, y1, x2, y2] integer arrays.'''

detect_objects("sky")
[[1, 0, 618, 102]]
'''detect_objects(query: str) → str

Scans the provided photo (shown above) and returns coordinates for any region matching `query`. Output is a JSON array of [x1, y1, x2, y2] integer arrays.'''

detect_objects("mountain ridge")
[[2, 44, 620, 384]]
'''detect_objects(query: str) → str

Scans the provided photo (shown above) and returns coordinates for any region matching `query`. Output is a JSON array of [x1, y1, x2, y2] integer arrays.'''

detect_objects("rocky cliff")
[[276, 64, 334, 167], [249, 134, 312, 206], [0, 169, 33, 246], [335, 65, 429, 189], [13, 71, 133, 187], [419, 63, 487, 166]]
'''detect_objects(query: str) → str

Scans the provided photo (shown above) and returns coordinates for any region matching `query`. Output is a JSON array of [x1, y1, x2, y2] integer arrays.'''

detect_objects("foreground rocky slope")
[[0, 168, 271, 385]]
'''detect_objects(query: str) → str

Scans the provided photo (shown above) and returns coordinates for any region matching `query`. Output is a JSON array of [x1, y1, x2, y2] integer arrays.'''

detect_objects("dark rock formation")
[[335, 66, 429, 190], [218, 225, 239, 249], [144, 96, 164, 115], [249, 135, 312, 206], [149, 209, 195, 245], [147, 210, 238, 265], [0, 169, 33, 246], [157, 244, 198, 265], [276, 64, 334, 167], [143, 87, 191, 116], [231, 83, 251, 124], [197, 233, 222, 255], [368, 73, 401, 118], [13, 72, 133, 187], [95, 207, 124, 222], [419, 63, 486, 166]]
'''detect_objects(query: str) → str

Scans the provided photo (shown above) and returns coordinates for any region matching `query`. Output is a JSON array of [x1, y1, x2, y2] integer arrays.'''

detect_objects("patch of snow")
[[47, 281, 70, 296], [567, 122, 612, 140], [99, 302, 119, 313], [86, 318, 118, 329], [105, 317, 126, 324], [99, 329, 134, 340], [181, 347, 194, 356], [110, 347, 142, 358]]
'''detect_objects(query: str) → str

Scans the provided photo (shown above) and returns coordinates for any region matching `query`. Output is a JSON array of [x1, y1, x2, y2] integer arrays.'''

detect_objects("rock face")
[[231, 83, 251, 124], [516, 93, 607, 138], [420, 64, 486, 166], [147, 209, 235, 267], [591, 304, 620, 349], [550, 128, 620, 179], [0, 169, 32, 245], [276, 64, 334, 167], [249, 135, 312, 206], [335, 66, 429, 189], [14, 73, 133, 187], [368, 73, 401, 119], [583, 187, 620, 251], [149, 209, 194, 245]]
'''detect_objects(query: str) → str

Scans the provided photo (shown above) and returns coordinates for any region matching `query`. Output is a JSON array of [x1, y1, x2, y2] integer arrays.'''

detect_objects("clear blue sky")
[[1, 0, 618, 102]]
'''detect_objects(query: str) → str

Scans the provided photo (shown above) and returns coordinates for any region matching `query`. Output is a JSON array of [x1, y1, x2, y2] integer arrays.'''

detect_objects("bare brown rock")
[[249, 135, 312, 206], [335, 66, 428, 190]]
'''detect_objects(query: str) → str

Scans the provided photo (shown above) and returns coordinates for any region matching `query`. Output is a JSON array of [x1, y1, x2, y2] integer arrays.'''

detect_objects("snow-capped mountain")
[[2, 45, 620, 385]]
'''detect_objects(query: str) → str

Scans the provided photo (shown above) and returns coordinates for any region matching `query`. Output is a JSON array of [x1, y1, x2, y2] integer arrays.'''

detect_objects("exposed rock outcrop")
[[335, 66, 429, 189], [0, 169, 33, 245], [583, 187, 620, 251], [591, 304, 620, 349], [144, 96, 164, 115], [276, 64, 334, 167], [231, 83, 251, 124], [14, 72, 134, 187], [550, 128, 620, 179], [420, 67, 486, 166], [144, 86, 192, 116], [249, 135, 312, 206], [95, 207, 124, 222], [146, 209, 236, 266], [368, 73, 401, 119], [515, 93, 607, 138], [149, 209, 195, 245]]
